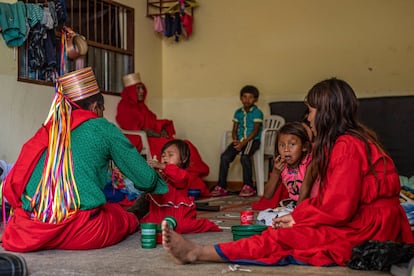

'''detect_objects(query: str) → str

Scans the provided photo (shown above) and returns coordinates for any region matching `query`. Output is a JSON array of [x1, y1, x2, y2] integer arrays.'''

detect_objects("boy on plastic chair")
[[211, 85, 263, 197]]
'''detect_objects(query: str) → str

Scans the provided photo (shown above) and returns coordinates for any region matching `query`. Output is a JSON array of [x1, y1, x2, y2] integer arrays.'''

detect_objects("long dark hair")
[[161, 139, 191, 169], [305, 78, 385, 184]]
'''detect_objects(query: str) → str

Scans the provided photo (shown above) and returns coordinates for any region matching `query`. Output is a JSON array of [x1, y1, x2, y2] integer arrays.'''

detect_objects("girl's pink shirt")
[[280, 154, 312, 201]]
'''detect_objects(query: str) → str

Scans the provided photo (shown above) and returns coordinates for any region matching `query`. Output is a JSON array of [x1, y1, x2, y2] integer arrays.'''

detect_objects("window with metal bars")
[[18, 0, 134, 95]]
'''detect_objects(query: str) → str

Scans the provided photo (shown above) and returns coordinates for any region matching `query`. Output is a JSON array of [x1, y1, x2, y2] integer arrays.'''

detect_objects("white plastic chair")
[[221, 115, 286, 196], [253, 115, 285, 196], [120, 129, 152, 161]]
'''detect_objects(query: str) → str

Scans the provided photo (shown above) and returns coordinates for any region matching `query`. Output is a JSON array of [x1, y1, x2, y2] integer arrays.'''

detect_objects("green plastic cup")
[[231, 225, 267, 241], [164, 216, 177, 230], [140, 223, 157, 249]]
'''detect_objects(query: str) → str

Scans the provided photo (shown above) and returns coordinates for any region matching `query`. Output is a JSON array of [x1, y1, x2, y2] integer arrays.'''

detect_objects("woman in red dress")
[[160, 77, 414, 267], [116, 73, 210, 197]]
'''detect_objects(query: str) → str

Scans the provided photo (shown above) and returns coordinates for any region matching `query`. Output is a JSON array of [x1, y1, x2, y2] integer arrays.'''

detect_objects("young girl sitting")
[[140, 139, 221, 234], [256, 122, 312, 226]]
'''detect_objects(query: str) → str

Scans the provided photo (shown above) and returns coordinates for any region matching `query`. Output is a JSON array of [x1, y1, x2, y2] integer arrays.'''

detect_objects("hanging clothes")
[[163, 13, 174, 38], [0, 2, 28, 47], [181, 13, 193, 37], [153, 15, 164, 33]]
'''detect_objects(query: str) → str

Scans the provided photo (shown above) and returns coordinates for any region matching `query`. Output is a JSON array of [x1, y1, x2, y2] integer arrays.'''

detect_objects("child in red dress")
[[140, 139, 221, 234]]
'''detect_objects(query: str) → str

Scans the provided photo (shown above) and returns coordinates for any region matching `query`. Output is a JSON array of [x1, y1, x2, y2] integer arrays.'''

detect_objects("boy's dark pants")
[[217, 140, 260, 189]]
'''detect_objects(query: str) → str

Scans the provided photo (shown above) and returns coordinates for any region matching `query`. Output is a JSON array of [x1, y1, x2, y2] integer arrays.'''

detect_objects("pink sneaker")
[[210, 186, 228, 197], [239, 185, 256, 197]]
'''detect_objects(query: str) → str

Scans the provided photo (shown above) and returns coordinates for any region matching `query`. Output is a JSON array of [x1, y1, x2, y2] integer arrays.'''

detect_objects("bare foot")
[[161, 220, 202, 264]]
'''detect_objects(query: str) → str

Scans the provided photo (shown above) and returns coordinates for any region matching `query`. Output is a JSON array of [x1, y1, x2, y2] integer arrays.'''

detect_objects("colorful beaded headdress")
[[57, 67, 100, 101], [29, 65, 99, 223]]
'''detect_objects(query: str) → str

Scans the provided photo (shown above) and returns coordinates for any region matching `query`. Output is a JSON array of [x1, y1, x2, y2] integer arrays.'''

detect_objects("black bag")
[[0, 253, 28, 276], [347, 240, 414, 271], [126, 192, 150, 220]]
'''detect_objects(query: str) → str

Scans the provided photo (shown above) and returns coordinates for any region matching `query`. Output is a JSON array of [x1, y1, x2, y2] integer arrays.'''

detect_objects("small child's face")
[[161, 145, 181, 166], [240, 93, 257, 110], [277, 134, 307, 168]]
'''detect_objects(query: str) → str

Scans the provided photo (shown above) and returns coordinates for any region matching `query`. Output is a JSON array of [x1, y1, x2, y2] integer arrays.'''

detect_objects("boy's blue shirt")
[[233, 105, 264, 141]]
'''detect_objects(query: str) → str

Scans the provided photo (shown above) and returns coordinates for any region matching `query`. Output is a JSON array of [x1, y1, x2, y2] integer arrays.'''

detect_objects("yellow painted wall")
[[0, 1, 161, 161], [161, 0, 414, 181], [0, 1, 52, 161], [1, 0, 414, 184]]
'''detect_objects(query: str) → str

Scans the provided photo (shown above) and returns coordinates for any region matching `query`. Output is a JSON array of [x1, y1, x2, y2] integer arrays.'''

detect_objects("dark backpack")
[[0, 253, 28, 276]]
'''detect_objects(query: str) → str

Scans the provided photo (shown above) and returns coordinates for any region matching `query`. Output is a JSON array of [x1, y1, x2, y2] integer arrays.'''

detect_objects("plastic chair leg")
[[253, 151, 265, 196]]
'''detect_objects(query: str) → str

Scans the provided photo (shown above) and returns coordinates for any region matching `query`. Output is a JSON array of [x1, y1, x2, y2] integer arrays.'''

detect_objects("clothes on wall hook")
[[153, 15, 164, 33]]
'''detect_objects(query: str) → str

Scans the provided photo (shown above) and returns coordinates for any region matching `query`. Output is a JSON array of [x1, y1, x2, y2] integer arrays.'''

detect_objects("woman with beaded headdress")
[[2, 67, 167, 252]]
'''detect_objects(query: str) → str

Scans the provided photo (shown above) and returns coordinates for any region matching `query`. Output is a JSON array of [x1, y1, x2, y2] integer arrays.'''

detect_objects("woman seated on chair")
[[116, 72, 210, 197]]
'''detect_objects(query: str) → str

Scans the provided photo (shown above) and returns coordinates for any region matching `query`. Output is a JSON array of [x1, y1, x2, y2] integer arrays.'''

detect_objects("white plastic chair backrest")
[[120, 129, 152, 160], [221, 115, 286, 155], [221, 130, 232, 153], [261, 115, 286, 156]]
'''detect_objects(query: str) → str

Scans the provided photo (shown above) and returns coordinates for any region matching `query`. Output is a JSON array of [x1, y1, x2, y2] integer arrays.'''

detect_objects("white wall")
[[1, 0, 414, 183]]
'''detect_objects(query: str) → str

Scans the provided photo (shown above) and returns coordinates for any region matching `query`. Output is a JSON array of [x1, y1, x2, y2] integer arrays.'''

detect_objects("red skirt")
[[2, 204, 138, 252], [140, 201, 221, 234]]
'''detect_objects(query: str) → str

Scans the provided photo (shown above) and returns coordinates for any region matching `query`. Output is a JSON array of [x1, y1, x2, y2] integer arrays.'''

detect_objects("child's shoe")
[[210, 186, 228, 197], [239, 185, 256, 197]]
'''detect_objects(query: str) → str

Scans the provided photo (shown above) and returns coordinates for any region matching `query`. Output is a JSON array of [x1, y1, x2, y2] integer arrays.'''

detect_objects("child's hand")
[[147, 159, 158, 168], [272, 155, 286, 174], [233, 140, 245, 151], [148, 159, 165, 170]]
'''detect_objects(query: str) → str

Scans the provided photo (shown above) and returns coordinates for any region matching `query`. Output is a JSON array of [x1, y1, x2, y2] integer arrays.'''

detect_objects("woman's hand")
[[272, 214, 295, 229]]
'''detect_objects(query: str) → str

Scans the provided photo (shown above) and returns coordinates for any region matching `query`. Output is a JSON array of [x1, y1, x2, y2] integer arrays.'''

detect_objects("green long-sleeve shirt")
[[22, 117, 167, 211]]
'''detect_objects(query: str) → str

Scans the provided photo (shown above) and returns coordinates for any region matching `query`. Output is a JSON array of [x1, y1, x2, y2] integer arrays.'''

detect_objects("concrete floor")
[[0, 195, 393, 275], [0, 231, 391, 276]]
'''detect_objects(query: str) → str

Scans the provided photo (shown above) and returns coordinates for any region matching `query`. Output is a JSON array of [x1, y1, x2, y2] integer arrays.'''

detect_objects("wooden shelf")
[[146, 0, 195, 17]]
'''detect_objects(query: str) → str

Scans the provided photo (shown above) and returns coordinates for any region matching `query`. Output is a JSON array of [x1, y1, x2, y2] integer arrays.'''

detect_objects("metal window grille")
[[18, 0, 134, 95]]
